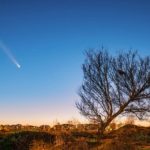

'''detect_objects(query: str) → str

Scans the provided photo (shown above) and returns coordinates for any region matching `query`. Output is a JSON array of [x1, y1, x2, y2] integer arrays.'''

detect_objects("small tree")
[[76, 49, 150, 136]]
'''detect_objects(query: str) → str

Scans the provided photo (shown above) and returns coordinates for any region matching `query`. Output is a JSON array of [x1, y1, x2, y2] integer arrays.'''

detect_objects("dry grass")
[[0, 124, 150, 150], [98, 139, 139, 150]]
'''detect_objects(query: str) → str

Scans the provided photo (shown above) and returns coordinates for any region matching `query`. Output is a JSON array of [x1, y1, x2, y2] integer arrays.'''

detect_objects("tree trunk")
[[98, 126, 106, 139]]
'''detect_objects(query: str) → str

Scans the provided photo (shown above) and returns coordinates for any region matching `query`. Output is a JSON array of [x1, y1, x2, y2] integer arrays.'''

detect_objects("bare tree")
[[76, 50, 150, 136]]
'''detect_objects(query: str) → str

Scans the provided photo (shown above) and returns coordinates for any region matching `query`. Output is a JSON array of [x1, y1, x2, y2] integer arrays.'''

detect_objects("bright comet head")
[[17, 64, 21, 69]]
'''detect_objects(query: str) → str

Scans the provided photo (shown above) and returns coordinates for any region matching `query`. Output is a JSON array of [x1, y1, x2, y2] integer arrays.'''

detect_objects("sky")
[[0, 0, 150, 125]]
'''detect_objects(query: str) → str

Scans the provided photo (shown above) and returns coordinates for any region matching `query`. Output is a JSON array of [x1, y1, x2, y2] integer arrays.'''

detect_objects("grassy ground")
[[0, 124, 149, 150]]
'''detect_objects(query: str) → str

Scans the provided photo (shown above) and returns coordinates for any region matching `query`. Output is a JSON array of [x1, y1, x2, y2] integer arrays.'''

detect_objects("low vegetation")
[[0, 124, 149, 150], [0, 131, 55, 150]]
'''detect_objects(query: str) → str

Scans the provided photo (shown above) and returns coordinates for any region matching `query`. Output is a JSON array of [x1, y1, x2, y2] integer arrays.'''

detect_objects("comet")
[[0, 41, 21, 69]]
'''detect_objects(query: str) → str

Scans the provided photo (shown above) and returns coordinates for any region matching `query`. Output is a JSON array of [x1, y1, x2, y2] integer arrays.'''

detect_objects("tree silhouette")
[[76, 49, 150, 136]]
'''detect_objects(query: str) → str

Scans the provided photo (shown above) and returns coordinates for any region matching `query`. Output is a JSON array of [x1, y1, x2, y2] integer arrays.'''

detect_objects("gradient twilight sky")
[[0, 0, 150, 125]]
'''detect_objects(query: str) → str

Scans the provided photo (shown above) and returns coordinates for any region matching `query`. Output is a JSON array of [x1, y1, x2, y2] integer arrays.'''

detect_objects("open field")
[[0, 124, 149, 150]]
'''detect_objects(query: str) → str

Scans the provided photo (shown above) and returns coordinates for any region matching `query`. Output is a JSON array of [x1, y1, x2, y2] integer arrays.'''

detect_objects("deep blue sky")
[[0, 0, 150, 125]]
